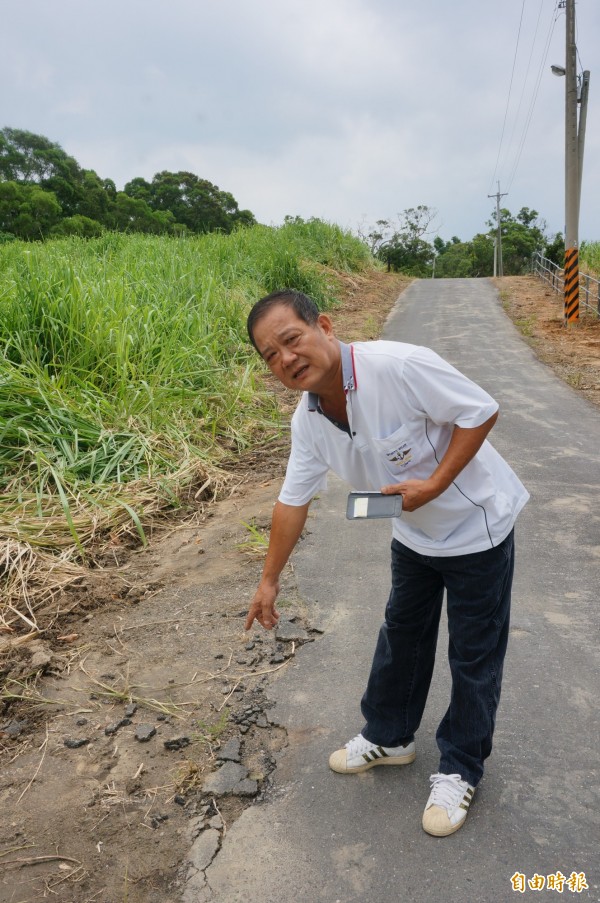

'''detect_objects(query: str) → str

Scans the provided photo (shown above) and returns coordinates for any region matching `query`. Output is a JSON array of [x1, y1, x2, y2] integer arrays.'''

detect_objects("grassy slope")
[[0, 221, 375, 624]]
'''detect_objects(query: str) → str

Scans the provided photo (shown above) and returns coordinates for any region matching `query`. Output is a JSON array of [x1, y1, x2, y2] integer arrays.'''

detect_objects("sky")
[[2, 0, 599, 242]]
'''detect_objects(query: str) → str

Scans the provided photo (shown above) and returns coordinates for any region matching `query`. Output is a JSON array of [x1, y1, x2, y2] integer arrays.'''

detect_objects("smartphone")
[[346, 491, 403, 519]]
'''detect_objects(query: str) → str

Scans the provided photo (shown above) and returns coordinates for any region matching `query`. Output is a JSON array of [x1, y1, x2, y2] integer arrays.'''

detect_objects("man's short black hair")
[[247, 289, 320, 352]]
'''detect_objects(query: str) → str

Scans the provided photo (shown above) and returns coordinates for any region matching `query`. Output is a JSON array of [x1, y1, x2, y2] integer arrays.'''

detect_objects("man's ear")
[[317, 313, 335, 336]]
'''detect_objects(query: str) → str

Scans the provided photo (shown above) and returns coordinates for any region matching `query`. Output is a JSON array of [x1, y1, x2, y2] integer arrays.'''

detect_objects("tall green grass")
[[0, 220, 372, 560], [581, 241, 600, 275]]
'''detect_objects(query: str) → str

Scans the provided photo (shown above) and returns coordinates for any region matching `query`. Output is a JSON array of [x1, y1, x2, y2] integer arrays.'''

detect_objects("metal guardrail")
[[531, 250, 600, 316]]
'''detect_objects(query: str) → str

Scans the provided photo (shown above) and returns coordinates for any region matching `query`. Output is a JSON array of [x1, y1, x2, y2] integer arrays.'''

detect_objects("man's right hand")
[[244, 579, 281, 631], [243, 499, 310, 632]]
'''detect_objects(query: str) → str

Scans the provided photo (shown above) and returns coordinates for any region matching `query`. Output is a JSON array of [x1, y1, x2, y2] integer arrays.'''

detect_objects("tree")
[[360, 207, 438, 276], [50, 215, 104, 238], [544, 232, 564, 267], [0, 127, 86, 217], [112, 193, 176, 234], [1, 128, 257, 240], [75, 170, 115, 225], [130, 170, 256, 234], [0, 180, 62, 239], [487, 207, 546, 275]]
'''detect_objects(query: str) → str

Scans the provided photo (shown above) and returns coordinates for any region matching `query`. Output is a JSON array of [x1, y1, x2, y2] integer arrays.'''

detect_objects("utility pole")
[[577, 69, 590, 227], [488, 183, 508, 277], [563, 0, 579, 324]]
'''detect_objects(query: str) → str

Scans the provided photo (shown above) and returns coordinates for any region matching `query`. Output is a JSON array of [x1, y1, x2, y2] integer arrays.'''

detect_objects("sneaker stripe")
[[459, 791, 473, 811], [376, 746, 388, 758]]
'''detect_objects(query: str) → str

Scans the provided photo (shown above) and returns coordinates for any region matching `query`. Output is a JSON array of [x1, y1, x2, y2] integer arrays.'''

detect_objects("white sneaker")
[[422, 773, 475, 836], [329, 733, 416, 774]]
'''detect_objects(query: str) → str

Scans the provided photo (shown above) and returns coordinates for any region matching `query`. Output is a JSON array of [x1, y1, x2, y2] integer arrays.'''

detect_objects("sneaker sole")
[[329, 749, 416, 774], [422, 816, 466, 837]]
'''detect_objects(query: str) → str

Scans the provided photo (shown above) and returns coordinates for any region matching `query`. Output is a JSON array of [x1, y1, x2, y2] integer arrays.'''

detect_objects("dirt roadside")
[[0, 270, 410, 903], [1, 273, 598, 903]]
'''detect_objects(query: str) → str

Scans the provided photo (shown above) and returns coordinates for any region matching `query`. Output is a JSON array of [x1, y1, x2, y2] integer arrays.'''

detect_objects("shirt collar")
[[307, 341, 356, 412]]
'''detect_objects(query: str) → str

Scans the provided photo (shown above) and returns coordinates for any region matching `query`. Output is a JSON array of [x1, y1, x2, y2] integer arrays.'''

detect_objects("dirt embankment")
[[2, 272, 598, 903], [495, 275, 600, 406]]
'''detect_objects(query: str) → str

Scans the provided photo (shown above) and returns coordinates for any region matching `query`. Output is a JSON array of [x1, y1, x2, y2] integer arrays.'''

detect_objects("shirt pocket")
[[370, 425, 422, 481]]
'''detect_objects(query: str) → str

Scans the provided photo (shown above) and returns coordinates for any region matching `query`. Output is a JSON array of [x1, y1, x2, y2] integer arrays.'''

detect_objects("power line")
[[488, 0, 527, 194], [498, 0, 545, 184], [505, 1, 561, 192]]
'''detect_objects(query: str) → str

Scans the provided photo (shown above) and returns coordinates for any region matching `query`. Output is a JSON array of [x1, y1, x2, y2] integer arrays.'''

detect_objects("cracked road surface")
[[186, 279, 600, 903]]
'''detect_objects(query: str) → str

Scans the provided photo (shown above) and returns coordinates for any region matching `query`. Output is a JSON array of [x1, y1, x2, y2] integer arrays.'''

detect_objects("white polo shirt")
[[278, 340, 529, 557]]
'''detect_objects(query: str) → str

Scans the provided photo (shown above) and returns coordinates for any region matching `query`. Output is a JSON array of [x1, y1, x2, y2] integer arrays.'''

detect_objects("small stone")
[[239, 724, 250, 734], [217, 738, 241, 762], [164, 736, 191, 751], [156, 714, 167, 722], [76, 718, 88, 727], [64, 738, 90, 749], [104, 717, 132, 736], [221, 686, 232, 695], [124, 703, 137, 718], [1, 721, 26, 738], [208, 814, 223, 830], [202, 761, 248, 795], [275, 619, 309, 642], [174, 795, 186, 806], [214, 653, 224, 660], [234, 779, 259, 797], [256, 715, 268, 729], [244, 642, 255, 651], [135, 724, 157, 743], [235, 657, 248, 665], [270, 654, 285, 664]]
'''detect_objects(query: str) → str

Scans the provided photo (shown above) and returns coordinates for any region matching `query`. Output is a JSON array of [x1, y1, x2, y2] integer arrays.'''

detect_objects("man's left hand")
[[381, 479, 440, 512]]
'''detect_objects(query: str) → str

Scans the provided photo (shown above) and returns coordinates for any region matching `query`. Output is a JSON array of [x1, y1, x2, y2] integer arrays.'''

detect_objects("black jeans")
[[361, 529, 514, 787]]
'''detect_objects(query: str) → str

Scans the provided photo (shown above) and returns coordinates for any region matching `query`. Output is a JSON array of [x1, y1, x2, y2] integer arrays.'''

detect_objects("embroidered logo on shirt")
[[386, 444, 412, 468]]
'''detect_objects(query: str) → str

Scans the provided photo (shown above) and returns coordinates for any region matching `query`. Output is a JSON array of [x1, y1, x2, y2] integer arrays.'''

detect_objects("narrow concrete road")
[[199, 279, 600, 903]]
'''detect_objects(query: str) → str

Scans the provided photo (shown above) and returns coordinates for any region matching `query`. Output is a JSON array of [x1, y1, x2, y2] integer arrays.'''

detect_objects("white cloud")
[[2, 0, 599, 239]]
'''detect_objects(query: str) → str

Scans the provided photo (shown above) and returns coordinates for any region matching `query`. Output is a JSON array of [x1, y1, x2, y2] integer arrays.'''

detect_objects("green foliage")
[[580, 241, 600, 275], [0, 128, 256, 240], [363, 206, 437, 276], [50, 215, 104, 238], [544, 232, 564, 267], [0, 221, 372, 552], [487, 207, 546, 275], [0, 180, 62, 239], [123, 170, 256, 234], [430, 207, 561, 278]]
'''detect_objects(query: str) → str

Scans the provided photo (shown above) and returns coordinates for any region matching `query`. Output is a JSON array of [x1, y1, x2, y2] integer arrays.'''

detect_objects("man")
[[244, 288, 529, 837]]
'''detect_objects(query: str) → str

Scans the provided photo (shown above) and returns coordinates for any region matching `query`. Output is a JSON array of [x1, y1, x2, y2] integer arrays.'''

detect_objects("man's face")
[[252, 304, 340, 394]]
